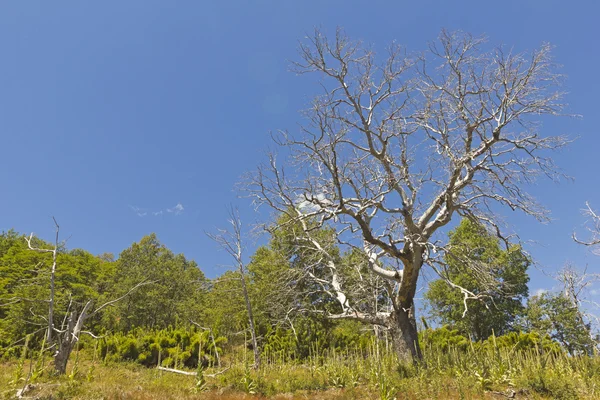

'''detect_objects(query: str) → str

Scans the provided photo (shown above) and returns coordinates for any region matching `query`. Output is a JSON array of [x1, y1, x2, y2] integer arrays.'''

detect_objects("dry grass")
[[0, 360, 362, 400], [0, 359, 518, 400], [2, 341, 599, 400]]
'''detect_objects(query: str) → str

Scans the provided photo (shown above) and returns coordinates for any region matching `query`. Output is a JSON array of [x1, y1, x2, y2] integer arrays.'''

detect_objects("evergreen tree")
[[425, 219, 530, 340]]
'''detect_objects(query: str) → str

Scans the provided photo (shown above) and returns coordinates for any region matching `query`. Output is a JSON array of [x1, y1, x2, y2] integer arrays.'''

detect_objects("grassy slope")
[[0, 359, 561, 400], [2, 340, 599, 399]]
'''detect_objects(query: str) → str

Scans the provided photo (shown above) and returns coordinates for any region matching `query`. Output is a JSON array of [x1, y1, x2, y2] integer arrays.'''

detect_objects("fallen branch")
[[15, 384, 34, 399], [157, 365, 231, 378], [157, 366, 197, 376]]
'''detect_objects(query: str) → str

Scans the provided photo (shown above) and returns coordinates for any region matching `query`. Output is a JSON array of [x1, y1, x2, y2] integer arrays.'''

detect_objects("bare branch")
[[246, 28, 572, 361], [574, 202, 600, 252], [90, 280, 156, 317]]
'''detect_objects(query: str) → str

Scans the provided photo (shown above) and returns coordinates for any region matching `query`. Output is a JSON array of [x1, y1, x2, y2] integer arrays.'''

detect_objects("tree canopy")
[[425, 219, 530, 340]]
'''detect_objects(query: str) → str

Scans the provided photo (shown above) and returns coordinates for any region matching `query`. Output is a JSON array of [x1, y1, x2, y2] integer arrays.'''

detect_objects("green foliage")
[[102, 234, 207, 332], [30, 335, 48, 383], [2, 333, 600, 399], [193, 363, 208, 392], [98, 327, 226, 368], [261, 318, 373, 363], [9, 334, 29, 387], [205, 215, 378, 361], [3, 220, 599, 399], [425, 219, 530, 340], [247, 246, 295, 338], [266, 212, 343, 314], [0, 230, 115, 345], [421, 326, 561, 355], [420, 326, 471, 352], [526, 291, 597, 355], [203, 270, 247, 339], [488, 330, 561, 353], [241, 363, 258, 394]]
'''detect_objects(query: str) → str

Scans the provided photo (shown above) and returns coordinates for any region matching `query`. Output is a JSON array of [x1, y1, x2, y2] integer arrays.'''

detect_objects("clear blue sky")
[[0, 1, 598, 297]]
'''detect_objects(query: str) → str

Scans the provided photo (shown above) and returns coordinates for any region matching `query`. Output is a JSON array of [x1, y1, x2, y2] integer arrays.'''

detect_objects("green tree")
[[247, 215, 378, 358], [203, 270, 247, 341], [104, 234, 207, 331], [0, 230, 115, 344], [425, 219, 530, 340], [526, 292, 596, 355], [248, 246, 291, 331]]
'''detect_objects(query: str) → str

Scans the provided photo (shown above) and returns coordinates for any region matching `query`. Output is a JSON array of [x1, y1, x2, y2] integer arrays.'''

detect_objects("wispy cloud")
[[534, 288, 547, 297], [167, 203, 184, 215], [129, 205, 147, 217], [129, 203, 185, 218], [296, 193, 332, 213]]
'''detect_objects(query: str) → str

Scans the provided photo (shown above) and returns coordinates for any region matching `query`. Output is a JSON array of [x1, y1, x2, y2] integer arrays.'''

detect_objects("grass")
[[2, 340, 600, 399]]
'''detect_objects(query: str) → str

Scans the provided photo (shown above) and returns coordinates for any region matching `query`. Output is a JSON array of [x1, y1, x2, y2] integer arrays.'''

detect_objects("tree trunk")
[[54, 301, 92, 375], [239, 271, 260, 369], [53, 339, 71, 375], [388, 303, 422, 363], [54, 311, 76, 375], [47, 218, 59, 344], [47, 250, 56, 344]]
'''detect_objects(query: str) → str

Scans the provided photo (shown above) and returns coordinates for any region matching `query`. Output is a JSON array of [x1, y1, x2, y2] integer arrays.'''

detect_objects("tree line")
[[1, 215, 595, 373]]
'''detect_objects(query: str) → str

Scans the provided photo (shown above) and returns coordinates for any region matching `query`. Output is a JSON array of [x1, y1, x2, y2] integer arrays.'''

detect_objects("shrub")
[[98, 326, 226, 368]]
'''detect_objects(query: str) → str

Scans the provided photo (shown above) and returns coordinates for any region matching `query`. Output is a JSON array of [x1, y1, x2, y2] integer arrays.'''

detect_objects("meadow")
[[2, 335, 598, 400]]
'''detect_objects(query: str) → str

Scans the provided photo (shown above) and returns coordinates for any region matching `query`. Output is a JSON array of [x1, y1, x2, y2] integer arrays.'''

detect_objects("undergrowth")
[[1, 333, 599, 399]]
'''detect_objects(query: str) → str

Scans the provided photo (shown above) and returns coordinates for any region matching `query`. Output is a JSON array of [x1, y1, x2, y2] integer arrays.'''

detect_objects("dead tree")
[[24, 221, 153, 374], [24, 217, 60, 344], [52, 280, 152, 374], [248, 29, 571, 362], [207, 207, 260, 369]]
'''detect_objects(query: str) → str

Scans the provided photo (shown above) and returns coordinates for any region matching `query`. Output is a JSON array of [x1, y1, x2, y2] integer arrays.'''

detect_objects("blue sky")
[[0, 1, 598, 297]]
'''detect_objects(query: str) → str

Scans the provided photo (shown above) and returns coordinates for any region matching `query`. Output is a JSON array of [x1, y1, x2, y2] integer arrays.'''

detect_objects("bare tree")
[[24, 217, 60, 344], [52, 280, 152, 374], [208, 207, 260, 369], [562, 202, 600, 341], [574, 202, 600, 253], [557, 264, 600, 315], [24, 221, 154, 374], [248, 29, 570, 361]]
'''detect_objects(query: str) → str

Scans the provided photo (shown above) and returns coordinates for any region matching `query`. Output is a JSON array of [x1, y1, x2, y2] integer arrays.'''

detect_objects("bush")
[[261, 318, 373, 363], [484, 331, 561, 353], [420, 326, 470, 352], [98, 326, 226, 368]]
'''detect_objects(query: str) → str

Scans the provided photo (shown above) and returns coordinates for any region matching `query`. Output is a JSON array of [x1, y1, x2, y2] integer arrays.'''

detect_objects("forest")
[[2, 27, 600, 400]]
